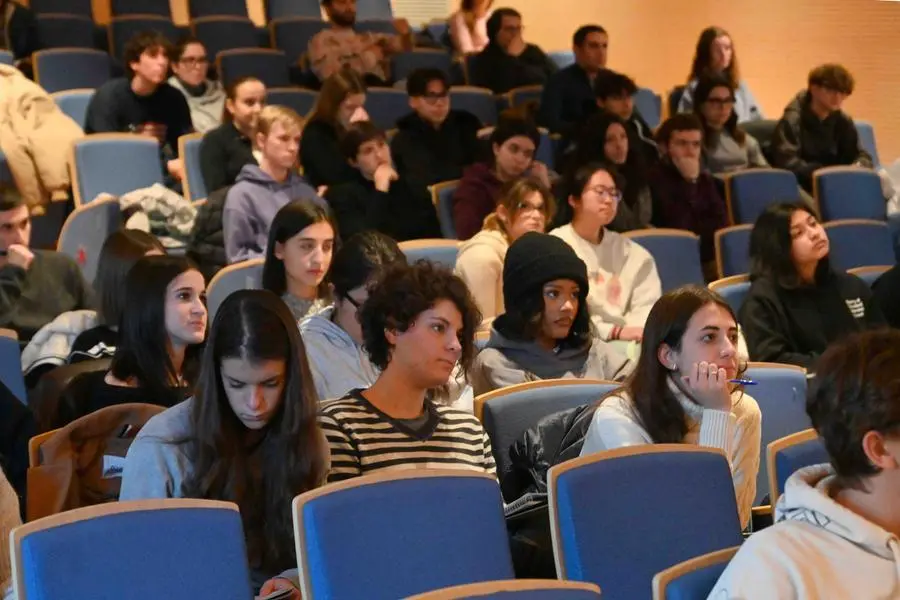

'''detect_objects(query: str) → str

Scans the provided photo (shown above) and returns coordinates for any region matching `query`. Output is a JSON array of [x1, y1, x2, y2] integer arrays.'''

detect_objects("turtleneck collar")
[[666, 376, 719, 421], [176, 77, 207, 97]]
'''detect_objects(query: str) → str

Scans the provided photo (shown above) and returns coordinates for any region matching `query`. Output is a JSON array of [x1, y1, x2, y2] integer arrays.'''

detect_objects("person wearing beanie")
[[452, 115, 551, 240], [470, 232, 633, 396], [551, 163, 661, 349]]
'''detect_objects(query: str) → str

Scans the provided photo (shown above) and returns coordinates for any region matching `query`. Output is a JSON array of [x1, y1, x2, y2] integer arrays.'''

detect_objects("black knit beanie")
[[503, 232, 589, 308]]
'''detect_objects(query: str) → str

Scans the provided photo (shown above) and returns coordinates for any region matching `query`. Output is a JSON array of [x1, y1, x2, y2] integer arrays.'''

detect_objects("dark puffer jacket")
[[186, 186, 229, 281]]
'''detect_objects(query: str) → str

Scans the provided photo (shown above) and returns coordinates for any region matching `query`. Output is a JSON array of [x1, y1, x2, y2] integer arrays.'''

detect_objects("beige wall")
[[94, 0, 899, 160]]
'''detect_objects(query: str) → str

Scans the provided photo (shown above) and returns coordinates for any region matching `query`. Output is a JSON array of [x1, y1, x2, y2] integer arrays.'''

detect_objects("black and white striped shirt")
[[319, 390, 497, 482]]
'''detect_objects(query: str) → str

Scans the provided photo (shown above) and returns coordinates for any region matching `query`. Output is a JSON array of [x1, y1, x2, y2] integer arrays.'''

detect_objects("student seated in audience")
[[448, 0, 492, 55], [581, 285, 761, 529], [327, 121, 442, 241], [0, 379, 34, 513], [308, 0, 411, 86], [318, 260, 493, 480], [0, 467, 20, 600], [53, 256, 206, 429], [199, 77, 266, 194], [740, 202, 885, 369], [224, 106, 323, 263], [551, 163, 661, 345], [471, 232, 632, 395], [262, 200, 335, 322], [456, 178, 554, 322], [0, 189, 91, 345], [121, 290, 327, 599], [0, 0, 37, 66], [391, 68, 482, 191], [300, 68, 369, 189], [453, 115, 548, 240], [677, 26, 763, 122], [560, 112, 652, 231], [649, 114, 727, 279], [469, 7, 556, 95], [84, 31, 193, 189], [167, 36, 225, 134], [710, 329, 900, 598], [589, 69, 658, 167], [693, 73, 768, 175], [772, 63, 872, 192], [537, 25, 608, 137]]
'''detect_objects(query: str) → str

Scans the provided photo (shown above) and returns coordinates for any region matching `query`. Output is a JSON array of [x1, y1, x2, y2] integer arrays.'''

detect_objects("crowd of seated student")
[[327, 121, 442, 241], [456, 178, 554, 322], [471, 232, 633, 395], [261, 200, 335, 321], [120, 290, 326, 598], [223, 106, 324, 263], [167, 36, 225, 135], [740, 202, 885, 369], [551, 163, 661, 344], [448, 0, 492, 55], [50, 256, 207, 429]]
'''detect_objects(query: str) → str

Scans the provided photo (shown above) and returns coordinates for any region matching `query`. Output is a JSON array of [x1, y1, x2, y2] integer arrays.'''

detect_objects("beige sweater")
[[0, 469, 20, 598], [455, 228, 509, 322]]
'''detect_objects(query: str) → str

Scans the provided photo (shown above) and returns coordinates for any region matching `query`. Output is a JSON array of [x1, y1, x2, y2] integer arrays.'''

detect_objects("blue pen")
[[729, 378, 757, 385]]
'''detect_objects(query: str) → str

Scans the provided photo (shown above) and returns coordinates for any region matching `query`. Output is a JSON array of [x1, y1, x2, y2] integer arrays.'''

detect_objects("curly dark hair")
[[359, 260, 482, 378]]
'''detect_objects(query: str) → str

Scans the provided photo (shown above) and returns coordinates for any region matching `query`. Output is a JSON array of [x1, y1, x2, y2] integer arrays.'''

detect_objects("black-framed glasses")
[[706, 97, 735, 106], [343, 293, 364, 309], [179, 56, 209, 67]]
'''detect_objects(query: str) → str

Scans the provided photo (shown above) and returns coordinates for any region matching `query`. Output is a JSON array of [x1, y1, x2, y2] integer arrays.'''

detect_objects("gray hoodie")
[[223, 165, 323, 263], [470, 321, 634, 396]]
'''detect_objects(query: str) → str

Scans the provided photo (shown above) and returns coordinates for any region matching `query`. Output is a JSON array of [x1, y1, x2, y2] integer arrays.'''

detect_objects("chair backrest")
[[187, 0, 247, 18], [364, 88, 411, 130], [634, 87, 662, 129], [108, 15, 178, 59], [265, 0, 322, 20], [725, 168, 800, 225], [430, 180, 460, 239], [269, 17, 329, 64], [110, 0, 171, 16], [354, 0, 393, 20], [707, 274, 750, 314], [57, 196, 122, 285], [741, 119, 778, 161], [51, 89, 95, 130], [217, 48, 290, 87], [35, 14, 96, 49], [767, 429, 828, 505], [855, 120, 880, 167], [624, 229, 704, 291], [744, 362, 810, 505], [450, 86, 498, 126], [0, 50, 12, 65], [548, 51, 575, 69], [179, 133, 207, 203], [31, 0, 92, 15], [813, 166, 886, 221], [824, 219, 895, 270], [549, 446, 743, 600], [391, 50, 453, 82], [266, 87, 319, 117], [34, 49, 111, 94], [191, 16, 260, 60], [848, 265, 891, 287], [506, 85, 543, 110], [714, 224, 752, 279], [399, 239, 460, 269], [409, 579, 602, 599], [293, 470, 514, 600], [206, 258, 265, 321], [0, 329, 26, 403], [70, 134, 164, 206], [476, 379, 618, 480], [651, 546, 739, 600], [12, 499, 252, 600]]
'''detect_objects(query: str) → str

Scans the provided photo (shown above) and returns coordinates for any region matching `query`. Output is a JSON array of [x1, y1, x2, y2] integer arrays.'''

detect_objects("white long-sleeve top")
[[581, 382, 761, 529], [551, 224, 662, 340]]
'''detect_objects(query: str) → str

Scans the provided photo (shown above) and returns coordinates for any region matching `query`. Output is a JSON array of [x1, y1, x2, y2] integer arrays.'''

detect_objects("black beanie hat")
[[503, 232, 589, 308]]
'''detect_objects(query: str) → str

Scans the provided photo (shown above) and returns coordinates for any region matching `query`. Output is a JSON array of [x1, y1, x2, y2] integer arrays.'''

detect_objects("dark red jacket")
[[452, 162, 503, 240]]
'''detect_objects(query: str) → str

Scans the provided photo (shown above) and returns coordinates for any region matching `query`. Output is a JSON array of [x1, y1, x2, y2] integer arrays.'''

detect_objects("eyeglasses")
[[421, 91, 449, 105], [586, 186, 622, 203], [179, 56, 209, 67], [515, 201, 545, 213], [705, 97, 735, 106], [343, 293, 365, 309]]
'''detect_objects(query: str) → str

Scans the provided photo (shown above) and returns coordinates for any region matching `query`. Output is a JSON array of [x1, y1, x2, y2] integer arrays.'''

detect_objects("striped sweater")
[[319, 390, 497, 482]]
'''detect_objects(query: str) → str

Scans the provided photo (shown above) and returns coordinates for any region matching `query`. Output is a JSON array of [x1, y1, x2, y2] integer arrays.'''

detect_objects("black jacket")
[[0, 380, 33, 511], [536, 64, 595, 137], [325, 173, 441, 242], [469, 43, 556, 95], [391, 110, 482, 190], [2, 1, 37, 60], [740, 266, 886, 369], [772, 90, 873, 191], [199, 121, 257, 194], [299, 119, 357, 188], [187, 186, 230, 281], [872, 264, 900, 329]]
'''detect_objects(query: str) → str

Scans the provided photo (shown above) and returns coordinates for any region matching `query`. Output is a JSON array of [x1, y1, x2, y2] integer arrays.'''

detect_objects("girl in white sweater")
[[551, 162, 662, 344], [581, 285, 761, 529]]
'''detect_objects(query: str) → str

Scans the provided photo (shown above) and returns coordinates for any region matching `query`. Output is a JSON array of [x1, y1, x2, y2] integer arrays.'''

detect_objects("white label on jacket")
[[102, 455, 126, 479], [846, 298, 865, 319]]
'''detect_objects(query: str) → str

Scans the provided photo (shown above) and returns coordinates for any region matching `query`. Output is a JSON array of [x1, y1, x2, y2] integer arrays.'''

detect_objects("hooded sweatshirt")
[[391, 110, 483, 191], [708, 464, 900, 598], [454, 228, 509, 321], [581, 380, 761, 529], [551, 224, 662, 340], [167, 76, 226, 134], [471, 316, 634, 396], [299, 306, 474, 411], [453, 162, 503, 240], [223, 165, 323, 263], [772, 90, 873, 191]]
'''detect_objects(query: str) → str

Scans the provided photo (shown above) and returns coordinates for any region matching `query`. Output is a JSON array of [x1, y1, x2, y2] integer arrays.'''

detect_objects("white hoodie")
[[708, 464, 900, 599]]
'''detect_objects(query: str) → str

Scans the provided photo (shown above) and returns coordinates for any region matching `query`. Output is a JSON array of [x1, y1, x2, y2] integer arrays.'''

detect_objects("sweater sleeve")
[[318, 411, 362, 482], [580, 396, 654, 457], [0, 265, 26, 325], [470, 349, 528, 396], [199, 133, 229, 194], [741, 289, 815, 368], [745, 134, 770, 168], [119, 437, 180, 500], [737, 82, 764, 120]]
